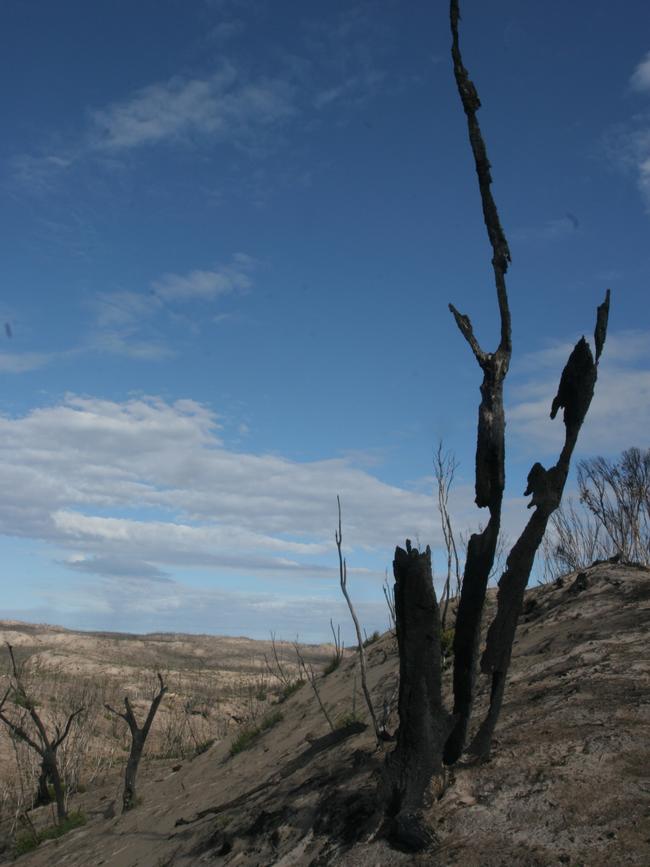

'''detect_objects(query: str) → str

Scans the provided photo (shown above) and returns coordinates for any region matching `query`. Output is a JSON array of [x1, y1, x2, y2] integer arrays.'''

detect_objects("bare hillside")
[[2, 562, 650, 866]]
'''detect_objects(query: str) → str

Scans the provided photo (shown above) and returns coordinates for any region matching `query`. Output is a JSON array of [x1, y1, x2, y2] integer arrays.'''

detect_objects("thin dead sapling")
[[105, 673, 167, 812]]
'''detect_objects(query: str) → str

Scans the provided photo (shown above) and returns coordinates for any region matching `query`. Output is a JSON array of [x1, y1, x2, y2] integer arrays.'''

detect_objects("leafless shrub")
[[293, 642, 334, 732], [435, 441, 462, 630], [382, 569, 396, 631], [540, 497, 608, 581], [578, 447, 650, 565]]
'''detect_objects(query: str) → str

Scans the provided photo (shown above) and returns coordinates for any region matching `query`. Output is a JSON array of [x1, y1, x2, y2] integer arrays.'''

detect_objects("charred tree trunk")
[[383, 541, 453, 851], [470, 301, 609, 759], [443, 0, 512, 765], [106, 673, 167, 813], [35, 763, 51, 807], [43, 749, 67, 821], [123, 731, 146, 812]]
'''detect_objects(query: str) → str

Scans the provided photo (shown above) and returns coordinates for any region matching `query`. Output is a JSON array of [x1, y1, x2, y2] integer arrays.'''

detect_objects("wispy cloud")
[[152, 254, 255, 302], [313, 69, 385, 110], [601, 50, 650, 211], [88, 254, 255, 360], [0, 351, 57, 373], [511, 214, 579, 244], [9, 63, 297, 194], [90, 64, 295, 152], [630, 50, 650, 93]]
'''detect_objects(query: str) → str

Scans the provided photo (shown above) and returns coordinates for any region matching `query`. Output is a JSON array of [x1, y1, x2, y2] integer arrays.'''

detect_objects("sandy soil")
[[2, 562, 649, 866]]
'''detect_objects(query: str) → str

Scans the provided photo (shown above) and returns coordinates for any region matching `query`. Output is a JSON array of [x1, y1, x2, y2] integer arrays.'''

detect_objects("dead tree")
[[0, 643, 83, 822], [443, 0, 609, 765], [381, 1, 610, 849], [336, 496, 381, 742], [105, 673, 167, 813], [383, 542, 453, 850]]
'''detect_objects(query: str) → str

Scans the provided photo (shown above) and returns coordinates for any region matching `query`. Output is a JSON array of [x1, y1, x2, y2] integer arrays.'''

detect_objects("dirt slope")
[[5, 562, 650, 866]]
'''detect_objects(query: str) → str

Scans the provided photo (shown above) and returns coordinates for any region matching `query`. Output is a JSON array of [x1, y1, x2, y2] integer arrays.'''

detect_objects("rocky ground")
[[1, 561, 649, 866]]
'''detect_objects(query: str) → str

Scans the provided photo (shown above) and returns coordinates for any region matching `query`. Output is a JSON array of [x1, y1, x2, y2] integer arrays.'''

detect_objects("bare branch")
[[141, 674, 167, 741], [448, 304, 488, 366], [53, 707, 85, 750], [293, 642, 334, 732], [336, 496, 382, 743], [449, 0, 511, 354]]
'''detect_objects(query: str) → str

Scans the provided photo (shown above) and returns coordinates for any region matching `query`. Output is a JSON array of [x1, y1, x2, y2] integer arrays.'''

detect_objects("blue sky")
[[0, 0, 648, 642]]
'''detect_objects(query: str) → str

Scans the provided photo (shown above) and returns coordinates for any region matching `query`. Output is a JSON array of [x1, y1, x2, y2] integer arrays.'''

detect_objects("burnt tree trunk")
[[470, 300, 609, 759], [123, 731, 146, 813], [443, 0, 512, 765], [43, 749, 67, 821], [106, 673, 167, 814], [384, 541, 453, 851], [35, 763, 51, 807]]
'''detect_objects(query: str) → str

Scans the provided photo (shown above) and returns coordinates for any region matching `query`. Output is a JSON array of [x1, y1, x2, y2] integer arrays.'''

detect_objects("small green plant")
[[277, 679, 304, 703], [362, 630, 381, 648], [47, 782, 67, 801], [14, 811, 86, 856], [441, 627, 455, 660], [230, 710, 283, 757], [193, 738, 216, 757], [335, 711, 361, 729], [323, 656, 341, 676]]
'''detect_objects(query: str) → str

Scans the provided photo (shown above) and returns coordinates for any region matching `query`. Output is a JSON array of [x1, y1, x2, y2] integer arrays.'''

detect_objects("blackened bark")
[[123, 732, 145, 813], [106, 673, 167, 813], [35, 764, 51, 807], [469, 293, 610, 759], [384, 541, 452, 850], [443, 0, 512, 765], [44, 750, 67, 821]]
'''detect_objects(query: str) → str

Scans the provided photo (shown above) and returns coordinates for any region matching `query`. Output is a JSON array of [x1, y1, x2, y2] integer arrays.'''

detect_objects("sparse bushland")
[[0, 644, 84, 823]]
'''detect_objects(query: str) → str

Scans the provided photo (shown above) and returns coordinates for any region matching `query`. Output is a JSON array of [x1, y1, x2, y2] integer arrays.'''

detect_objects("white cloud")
[[603, 117, 650, 212], [0, 394, 440, 585], [152, 260, 253, 302], [90, 65, 295, 152], [631, 51, 650, 93]]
